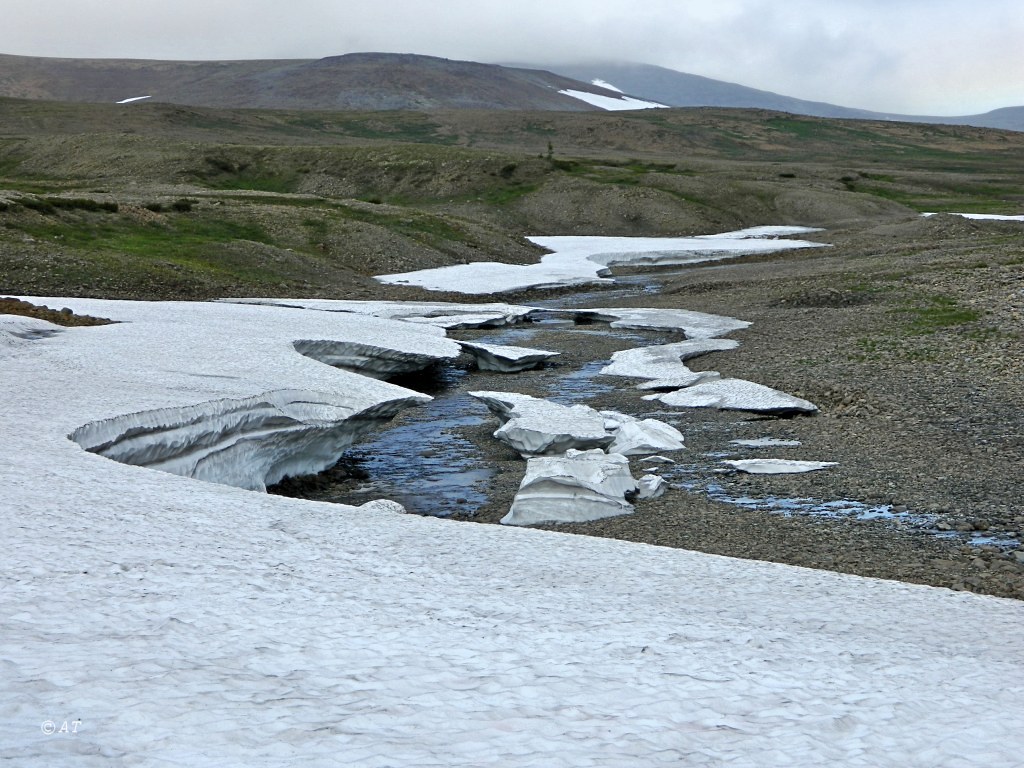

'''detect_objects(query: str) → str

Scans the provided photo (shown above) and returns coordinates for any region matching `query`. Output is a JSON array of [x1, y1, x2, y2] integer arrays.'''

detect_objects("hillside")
[[0, 52, 630, 111], [2, 96, 1023, 301]]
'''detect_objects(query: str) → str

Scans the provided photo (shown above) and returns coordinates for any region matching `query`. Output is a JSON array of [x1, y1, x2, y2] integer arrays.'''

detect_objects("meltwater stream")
[[286, 319, 651, 517], [270, 271, 1017, 548]]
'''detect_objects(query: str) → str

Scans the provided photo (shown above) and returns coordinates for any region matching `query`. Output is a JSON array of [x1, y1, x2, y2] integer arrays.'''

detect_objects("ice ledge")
[[459, 341, 560, 372], [71, 389, 430, 492], [294, 339, 457, 379]]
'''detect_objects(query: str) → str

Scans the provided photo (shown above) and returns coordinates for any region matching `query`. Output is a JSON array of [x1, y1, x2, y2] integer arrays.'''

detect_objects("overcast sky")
[[3, 0, 1021, 115]]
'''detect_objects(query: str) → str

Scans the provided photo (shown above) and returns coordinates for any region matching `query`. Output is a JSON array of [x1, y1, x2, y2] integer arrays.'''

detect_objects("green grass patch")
[[896, 295, 981, 333], [17, 211, 273, 260]]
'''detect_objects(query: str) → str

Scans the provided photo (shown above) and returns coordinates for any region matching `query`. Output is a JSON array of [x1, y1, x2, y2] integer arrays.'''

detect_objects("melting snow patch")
[[558, 89, 669, 111], [591, 78, 624, 93], [637, 474, 668, 499], [645, 378, 819, 414], [601, 338, 739, 388], [565, 307, 750, 338], [731, 438, 803, 448], [378, 228, 825, 294], [601, 411, 686, 456], [5, 300, 1024, 767], [922, 212, 1024, 222], [724, 459, 837, 474]]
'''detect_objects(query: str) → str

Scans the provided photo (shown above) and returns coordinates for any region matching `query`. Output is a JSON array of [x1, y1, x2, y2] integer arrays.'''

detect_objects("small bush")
[[170, 199, 194, 213]]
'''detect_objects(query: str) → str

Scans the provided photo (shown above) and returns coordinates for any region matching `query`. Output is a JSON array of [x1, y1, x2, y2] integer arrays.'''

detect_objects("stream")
[[270, 271, 1017, 549]]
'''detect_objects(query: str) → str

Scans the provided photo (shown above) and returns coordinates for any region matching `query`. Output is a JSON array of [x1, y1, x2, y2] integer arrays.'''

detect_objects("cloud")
[[1, 0, 1021, 114]]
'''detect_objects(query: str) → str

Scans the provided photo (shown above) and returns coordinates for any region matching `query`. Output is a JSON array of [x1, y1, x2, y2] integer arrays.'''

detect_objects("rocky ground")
[[275, 213, 1024, 600]]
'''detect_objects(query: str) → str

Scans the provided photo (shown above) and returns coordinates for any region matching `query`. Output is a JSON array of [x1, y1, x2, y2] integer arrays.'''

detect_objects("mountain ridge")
[[0, 51, 1020, 131]]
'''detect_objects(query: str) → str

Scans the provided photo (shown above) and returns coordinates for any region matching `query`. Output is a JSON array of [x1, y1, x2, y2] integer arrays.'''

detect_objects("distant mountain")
[[0, 52, 1019, 131], [540, 62, 1024, 132], [0, 52, 638, 112]]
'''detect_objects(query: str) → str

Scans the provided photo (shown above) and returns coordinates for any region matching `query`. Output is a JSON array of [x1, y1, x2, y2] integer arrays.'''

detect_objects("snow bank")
[[922, 212, 1024, 222], [4, 298, 1024, 767], [601, 410, 686, 456], [558, 307, 750, 338], [7, 298, 446, 492], [601, 338, 739, 388]]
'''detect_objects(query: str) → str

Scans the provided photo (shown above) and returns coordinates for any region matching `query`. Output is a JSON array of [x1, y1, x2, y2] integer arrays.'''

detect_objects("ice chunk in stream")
[[502, 449, 637, 525], [600, 410, 685, 456], [637, 474, 668, 499], [601, 339, 738, 389], [458, 341, 560, 372], [469, 391, 613, 457]]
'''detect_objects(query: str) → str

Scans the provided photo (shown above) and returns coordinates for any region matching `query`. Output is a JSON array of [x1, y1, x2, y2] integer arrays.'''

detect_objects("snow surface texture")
[[646, 378, 819, 414], [377, 227, 824, 294], [3, 301, 1024, 766], [558, 88, 669, 111], [458, 341, 560, 372], [725, 459, 839, 474], [468, 391, 613, 456], [502, 449, 638, 526]]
